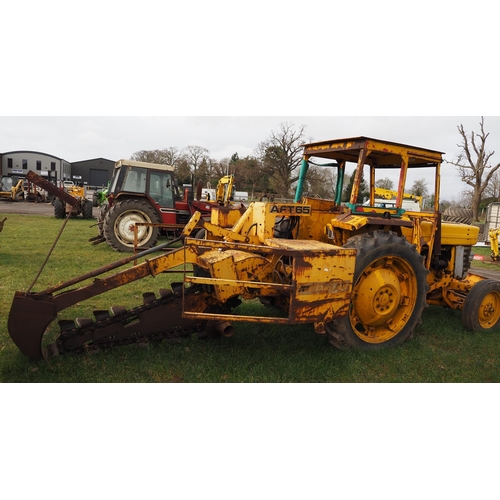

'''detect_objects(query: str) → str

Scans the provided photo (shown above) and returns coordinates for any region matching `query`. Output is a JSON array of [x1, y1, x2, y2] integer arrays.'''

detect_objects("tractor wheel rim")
[[478, 291, 500, 328], [350, 256, 417, 344], [115, 212, 152, 244]]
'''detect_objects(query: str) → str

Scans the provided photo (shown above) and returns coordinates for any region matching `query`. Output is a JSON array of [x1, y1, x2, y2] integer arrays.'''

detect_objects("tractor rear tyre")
[[54, 199, 65, 219], [326, 231, 428, 350], [103, 198, 161, 252], [462, 279, 500, 332], [442, 207, 474, 225]]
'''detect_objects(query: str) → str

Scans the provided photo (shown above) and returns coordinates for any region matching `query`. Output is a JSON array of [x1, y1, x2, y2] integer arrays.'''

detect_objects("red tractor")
[[92, 159, 224, 252]]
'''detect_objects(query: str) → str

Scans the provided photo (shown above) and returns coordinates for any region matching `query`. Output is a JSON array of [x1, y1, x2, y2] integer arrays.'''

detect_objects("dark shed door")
[[89, 169, 109, 187]]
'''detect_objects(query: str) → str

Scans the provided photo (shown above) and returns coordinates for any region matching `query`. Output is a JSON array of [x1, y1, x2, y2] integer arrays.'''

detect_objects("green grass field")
[[1, 212, 500, 383]]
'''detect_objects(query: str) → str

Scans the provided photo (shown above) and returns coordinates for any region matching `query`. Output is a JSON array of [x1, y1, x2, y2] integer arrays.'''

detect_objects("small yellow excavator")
[[0, 176, 24, 201], [373, 187, 423, 210], [489, 228, 500, 261], [215, 174, 235, 206]]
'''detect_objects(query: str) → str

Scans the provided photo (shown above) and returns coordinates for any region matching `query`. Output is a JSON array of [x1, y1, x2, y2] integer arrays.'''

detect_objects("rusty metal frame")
[[180, 237, 355, 325], [133, 221, 204, 254], [26, 170, 78, 207]]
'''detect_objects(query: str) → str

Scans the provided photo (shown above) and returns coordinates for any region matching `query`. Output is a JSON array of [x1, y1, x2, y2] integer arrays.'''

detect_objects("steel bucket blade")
[[8, 293, 57, 361]]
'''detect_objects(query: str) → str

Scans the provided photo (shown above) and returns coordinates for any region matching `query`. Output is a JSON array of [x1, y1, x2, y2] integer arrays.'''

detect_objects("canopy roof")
[[302, 137, 444, 168]]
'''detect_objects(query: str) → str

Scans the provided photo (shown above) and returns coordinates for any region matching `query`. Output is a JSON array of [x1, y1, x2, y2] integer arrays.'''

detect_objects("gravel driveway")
[[0, 200, 99, 218]]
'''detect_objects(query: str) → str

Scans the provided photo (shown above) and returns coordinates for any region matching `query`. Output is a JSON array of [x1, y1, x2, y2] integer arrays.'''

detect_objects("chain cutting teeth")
[[93, 310, 110, 321], [110, 305, 127, 315], [59, 320, 76, 332], [38, 286, 220, 359], [143, 292, 157, 304], [75, 318, 93, 328]]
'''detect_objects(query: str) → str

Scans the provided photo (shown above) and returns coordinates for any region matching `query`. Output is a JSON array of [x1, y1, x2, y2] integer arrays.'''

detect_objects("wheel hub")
[[479, 293, 500, 327], [353, 268, 401, 327], [116, 213, 151, 244], [373, 286, 398, 315]]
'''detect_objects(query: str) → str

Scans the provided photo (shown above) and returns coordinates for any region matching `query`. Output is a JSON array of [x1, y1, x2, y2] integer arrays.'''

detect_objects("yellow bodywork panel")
[[206, 202, 313, 244], [210, 205, 247, 228], [255, 202, 313, 241], [298, 197, 342, 242], [400, 219, 479, 246], [440, 222, 479, 245], [195, 249, 273, 302], [186, 238, 356, 324], [327, 214, 369, 232], [67, 185, 85, 199], [301, 197, 339, 212], [427, 271, 486, 309], [263, 239, 356, 323]]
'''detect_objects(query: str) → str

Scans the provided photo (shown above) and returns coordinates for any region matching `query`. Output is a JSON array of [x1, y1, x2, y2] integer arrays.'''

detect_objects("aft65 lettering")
[[269, 205, 311, 215]]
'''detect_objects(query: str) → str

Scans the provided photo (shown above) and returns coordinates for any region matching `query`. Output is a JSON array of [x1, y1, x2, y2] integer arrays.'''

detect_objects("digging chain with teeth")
[[45, 285, 211, 359]]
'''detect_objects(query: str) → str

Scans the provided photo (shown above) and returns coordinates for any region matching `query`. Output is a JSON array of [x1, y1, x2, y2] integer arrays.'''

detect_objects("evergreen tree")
[[342, 168, 368, 203]]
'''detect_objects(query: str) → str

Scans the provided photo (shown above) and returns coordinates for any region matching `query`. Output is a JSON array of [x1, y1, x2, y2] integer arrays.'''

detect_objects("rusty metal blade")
[[8, 292, 57, 361], [26, 170, 78, 207]]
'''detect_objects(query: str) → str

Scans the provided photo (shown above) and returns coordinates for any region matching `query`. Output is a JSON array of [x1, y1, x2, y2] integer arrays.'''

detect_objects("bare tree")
[[484, 170, 500, 201], [204, 158, 226, 188], [447, 117, 500, 221], [257, 122, 306, 198], [183, 145, 210, 180], [455, 189, 472, 208], [131, 147, 181, 165], [310, 167, 338, 199]]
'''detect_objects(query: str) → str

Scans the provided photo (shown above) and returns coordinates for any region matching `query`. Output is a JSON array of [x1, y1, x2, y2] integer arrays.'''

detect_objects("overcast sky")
[[3, 4, 499, 204], [1, 116, 498, 201]]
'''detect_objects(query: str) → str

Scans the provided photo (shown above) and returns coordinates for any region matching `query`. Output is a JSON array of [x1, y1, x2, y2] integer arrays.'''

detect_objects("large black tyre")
[[442, 207, 474, 225], [462, 279, 500, 332], [194, 228, 206, 239], [92, 192, 99, 207], [326, 231, 428, 350], [103, 198, 161, 252], [54, 199, 65, 219], [97, 204, 109, 225], [82, 199, 93, 219]]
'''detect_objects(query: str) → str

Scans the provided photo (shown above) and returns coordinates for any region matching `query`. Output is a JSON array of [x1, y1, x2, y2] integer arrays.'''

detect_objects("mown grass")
[[1, 211, 500, 383]]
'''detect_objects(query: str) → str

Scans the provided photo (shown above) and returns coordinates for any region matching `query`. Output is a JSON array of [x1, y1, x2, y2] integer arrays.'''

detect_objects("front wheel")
[[103, 199, 160, 252], [462, 279, 500, 332], [326, 231, 428, 350], [54, 198, 65, 219], [82, 199, 93, 219]]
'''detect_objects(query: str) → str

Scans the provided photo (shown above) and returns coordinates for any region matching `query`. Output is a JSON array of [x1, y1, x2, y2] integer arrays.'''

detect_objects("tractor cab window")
[[122, 167, 147, 194], [149, 171, 174, 208], [108, 168, 123, 195]]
